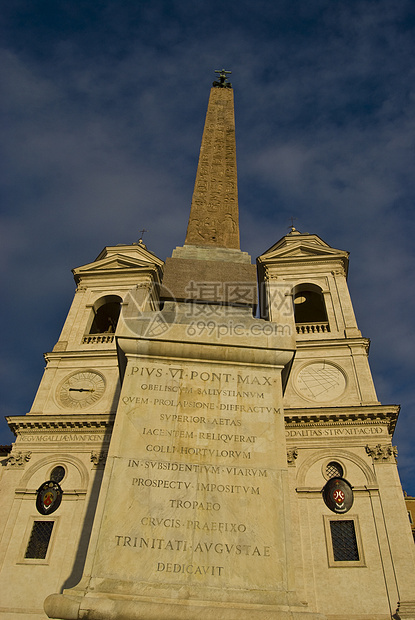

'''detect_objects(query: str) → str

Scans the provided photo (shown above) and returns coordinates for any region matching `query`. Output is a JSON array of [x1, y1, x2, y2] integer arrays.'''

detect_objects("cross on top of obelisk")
[[213, 68, 232, 88]]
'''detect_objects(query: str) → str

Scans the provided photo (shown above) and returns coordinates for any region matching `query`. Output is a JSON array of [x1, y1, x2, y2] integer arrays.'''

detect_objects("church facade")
[[0, 73, 414, 620]]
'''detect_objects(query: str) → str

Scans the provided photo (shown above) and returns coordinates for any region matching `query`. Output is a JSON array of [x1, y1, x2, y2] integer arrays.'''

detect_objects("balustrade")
[[296, 322, 330, 335], [82, 334, 114, 344]]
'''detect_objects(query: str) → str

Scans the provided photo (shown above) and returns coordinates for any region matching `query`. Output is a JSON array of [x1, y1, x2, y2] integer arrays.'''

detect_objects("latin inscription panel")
[[94, 359, 287, 593]]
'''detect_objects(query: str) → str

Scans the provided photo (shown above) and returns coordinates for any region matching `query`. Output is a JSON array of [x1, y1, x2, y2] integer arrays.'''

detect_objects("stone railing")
[[82, 334, 115, 344], [296, 322, 330, 335]]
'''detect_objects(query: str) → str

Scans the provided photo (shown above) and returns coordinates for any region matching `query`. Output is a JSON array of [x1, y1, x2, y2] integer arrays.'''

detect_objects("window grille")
[[330, 520, 359, 561], [326, 461, 343, 479], [25, 521, 54, 559]]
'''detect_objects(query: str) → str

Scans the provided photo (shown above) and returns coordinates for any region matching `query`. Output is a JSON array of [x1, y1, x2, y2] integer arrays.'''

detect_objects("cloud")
[[1, 0, 415, 493]]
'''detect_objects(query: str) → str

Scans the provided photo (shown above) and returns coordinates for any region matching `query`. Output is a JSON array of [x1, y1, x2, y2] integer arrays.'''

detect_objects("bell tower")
[[258, 227, 415, 619], [27, 240, 163, 417], [0, 240, 163, 617], [257, 227, 378, 408]]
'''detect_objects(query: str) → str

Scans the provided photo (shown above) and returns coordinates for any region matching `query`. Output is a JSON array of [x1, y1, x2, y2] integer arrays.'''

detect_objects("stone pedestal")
[[45, 303, 325, 620]]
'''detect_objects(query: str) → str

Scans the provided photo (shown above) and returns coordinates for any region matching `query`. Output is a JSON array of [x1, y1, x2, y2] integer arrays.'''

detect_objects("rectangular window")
[[323, 515, 365, 567], [24, 521, 54, 559], [330, 520, 359, 561]]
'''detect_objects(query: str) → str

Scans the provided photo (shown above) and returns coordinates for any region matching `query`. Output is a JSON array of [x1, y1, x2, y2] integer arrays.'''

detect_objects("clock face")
[[57, 371, 106, 409], [295, 362, 346, 402]]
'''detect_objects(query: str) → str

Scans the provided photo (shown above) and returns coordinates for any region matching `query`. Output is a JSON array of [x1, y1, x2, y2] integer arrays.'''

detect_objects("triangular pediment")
[[75, 255, 151, 273], [73, 244, 164, 278], [258, 233, 348, 262]]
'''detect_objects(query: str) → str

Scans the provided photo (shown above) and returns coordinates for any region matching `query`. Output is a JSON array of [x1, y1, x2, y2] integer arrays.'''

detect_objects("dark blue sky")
[[2, 0, 415, 492]]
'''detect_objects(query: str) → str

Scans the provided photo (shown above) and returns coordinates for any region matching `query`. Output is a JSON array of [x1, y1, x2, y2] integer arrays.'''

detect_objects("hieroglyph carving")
[[185, 88, 240, 249]]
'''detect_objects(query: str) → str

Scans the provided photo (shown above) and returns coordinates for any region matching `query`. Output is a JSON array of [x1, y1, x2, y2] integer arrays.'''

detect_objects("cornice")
[[117, 332, 295, 368], [294, 337, 371, 349], [6, 407, 398, 436], [259, 257, 349, 271], [74, 265, 162, 282], [43, 349, 119, 363], [296, 486, 378, 495], [6, 414, 115, 435], [284, 404, 399, 433]]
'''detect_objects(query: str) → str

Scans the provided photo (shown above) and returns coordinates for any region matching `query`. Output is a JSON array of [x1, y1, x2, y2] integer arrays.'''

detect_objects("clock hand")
[[69, 388, 95, 392]]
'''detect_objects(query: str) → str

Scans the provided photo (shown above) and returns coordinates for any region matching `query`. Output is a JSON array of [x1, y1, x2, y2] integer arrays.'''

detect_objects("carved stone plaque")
[[92, 359, 286, 593]]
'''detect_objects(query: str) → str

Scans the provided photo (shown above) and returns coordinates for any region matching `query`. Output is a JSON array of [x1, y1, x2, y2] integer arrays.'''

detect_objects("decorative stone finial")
[[289, 216, 298, 233]]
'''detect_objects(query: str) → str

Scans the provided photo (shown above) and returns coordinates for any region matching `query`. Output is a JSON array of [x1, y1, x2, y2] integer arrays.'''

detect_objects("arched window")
[[89, 296, 122, 335], [293, 284, 329, 334]]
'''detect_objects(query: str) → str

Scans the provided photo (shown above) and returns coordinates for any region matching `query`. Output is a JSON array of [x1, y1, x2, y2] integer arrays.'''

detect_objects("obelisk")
[[45, 71, 325, 620], [161, 69, 256, 307]]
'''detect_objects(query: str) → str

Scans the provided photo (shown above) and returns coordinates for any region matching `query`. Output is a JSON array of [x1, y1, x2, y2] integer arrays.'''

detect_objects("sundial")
[[295, 362, 346, 402]]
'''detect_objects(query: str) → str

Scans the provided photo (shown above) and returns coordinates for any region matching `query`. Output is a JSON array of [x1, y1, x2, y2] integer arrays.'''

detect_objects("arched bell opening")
[[293, 284, 330, 335], [82, 295, 123, 344], [89, 296, 122, 335]]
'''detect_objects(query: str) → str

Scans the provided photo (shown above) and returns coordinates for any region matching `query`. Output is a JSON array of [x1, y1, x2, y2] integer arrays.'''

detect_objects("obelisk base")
[[45, 303, 314, 620], [395, 601, 415, 619], [45, 591, 326, 620]]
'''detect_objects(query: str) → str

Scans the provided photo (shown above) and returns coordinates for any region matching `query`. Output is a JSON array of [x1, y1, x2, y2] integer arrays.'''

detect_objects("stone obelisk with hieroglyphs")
[[161, 70, 256, 306], [185, 72, 240, 249], [45, 71, 326, 620]]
